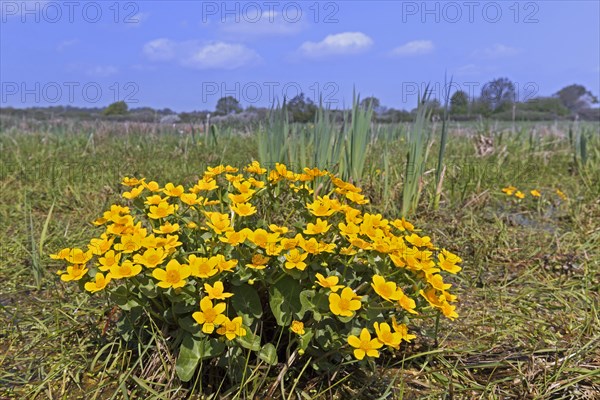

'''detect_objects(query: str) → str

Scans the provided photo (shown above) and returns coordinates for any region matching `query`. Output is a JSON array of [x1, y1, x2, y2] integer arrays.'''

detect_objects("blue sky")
[[1, 0, 599, 111]]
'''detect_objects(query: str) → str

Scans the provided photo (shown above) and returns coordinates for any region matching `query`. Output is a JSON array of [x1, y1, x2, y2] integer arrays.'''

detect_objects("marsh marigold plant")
[[51, 162, 462, 381]]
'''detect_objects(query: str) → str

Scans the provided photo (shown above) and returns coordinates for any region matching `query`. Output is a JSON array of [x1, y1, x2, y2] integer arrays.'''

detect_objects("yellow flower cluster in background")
[[502, 186, 568, 201], [51, 162, 462, 362]]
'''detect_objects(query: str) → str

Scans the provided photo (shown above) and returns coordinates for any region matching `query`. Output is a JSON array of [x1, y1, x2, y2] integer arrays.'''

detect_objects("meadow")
[[0, 116, 599, 399]]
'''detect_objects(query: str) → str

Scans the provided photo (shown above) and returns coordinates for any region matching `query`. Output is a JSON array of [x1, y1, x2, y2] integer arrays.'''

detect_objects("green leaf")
[[258, 343, 278, 365], [176, 334, 225, 382], [178, 316, 200, 334], [237, 330, 261, 351], [231, 284, 263, 323], [269, 275, 302, 326], [297, 290, 316, 319], [298, 329, 314, 351], [137, 277, 158, 299], [109, 285, 140, 311], [172, 297, 197, 315]]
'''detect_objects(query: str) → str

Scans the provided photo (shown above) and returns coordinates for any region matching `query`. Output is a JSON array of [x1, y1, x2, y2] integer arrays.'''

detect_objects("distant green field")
[[1, 120, 599, 399]]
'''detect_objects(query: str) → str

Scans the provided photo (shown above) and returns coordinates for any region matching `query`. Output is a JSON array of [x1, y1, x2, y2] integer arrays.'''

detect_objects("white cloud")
[[143, 38, 177, 61], [390, 40, 434, 57], [299, 32, 373, 57], [219, 11, 304, 37], [143, 39, 261, 70], [86, 65, 119, 77], [182, 42, 261, 70], [473, 44, 520, 59]]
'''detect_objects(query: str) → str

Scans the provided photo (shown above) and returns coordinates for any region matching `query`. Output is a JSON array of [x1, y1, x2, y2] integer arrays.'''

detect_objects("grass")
[[1, 120, 599, 399]]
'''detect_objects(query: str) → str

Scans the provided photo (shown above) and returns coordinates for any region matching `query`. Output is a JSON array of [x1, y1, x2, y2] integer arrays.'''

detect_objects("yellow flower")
[[300, 237, 325, 254], [123, 185, 144, 199], [392, 217, 415, 232], [163, 182, 185, 197], [225, 173, 244, 183], [530, 189, 541, 197], [290, 320, 305, 335], [338, 222, 360, 236], [306, 196, 337, 217], [145, 194, 165, 205], [404, 233, 433, 249], [304, 218, 331, 235], [151, 259, 191, 288], [345, 191, 369, 204], [219, 230, 249, 246], [187, 222, 198, 229], [113, 233, 144, 253], [248, 229, 280, 250], [556, 189, 567, 200], [371, 275, 401, 302], [204, 212, 233, 234], [109, 260, 142, 279], [213, 254, 238, 272], [281, 234, 303, 250], [397, 289, 418, 315], [188, 255, 219, 278], [501, 186, 517, 195], [217, 316, 247, 340], [153, 221, 180, 234], [420, 287, 444, 308], [347, 328, 383, 360], [98, 250, 121, 272], [268, 224, 289, 234], [89, 235, 114, 255], [437, 252, 462, 274], [315, 273, 343, 292], [84, 272, 111, 293], [343, 206, 362, 224], [50, 248, 71, 260], [204, 281, 233, 300], [247, 177, 265, 188], [121, 177, 145, 187], [441, 301, 459, 320], [157, 234, 182, 252], [192, 297, 227, 334], [133, 248, 167, 269], [284, 248, 308, 271], [427, 274, 452, 291], [349, 237, 371, 251], [303, 166, 328, 177], [142, 180, 160, 192], [231, 202, 257, 217], [148, 201, 176, 219], [192, 177, 218, 192], [65, 248, 93, 264], [60, 264, 88, 281], [244, 160, 266, 174], [228, 192, 253, 204], [391, 317, 417, 342], [373, 322, 402, 349], [246, 254, 270, 269], [180, 192, 201, 206], [340, 246, 357, 256], [232, 180, 256, 193], [328, 287, 361, 317], [514, 191, 525, 199]]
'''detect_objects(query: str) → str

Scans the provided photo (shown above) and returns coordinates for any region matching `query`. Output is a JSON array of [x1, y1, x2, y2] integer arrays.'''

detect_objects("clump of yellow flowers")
[[51, 162, 461, 380]]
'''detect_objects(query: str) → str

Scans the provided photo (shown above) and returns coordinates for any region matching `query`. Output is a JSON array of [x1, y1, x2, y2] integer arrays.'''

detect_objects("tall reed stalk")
[[433, 76, 452, 210], [401, 87, 432, 217]]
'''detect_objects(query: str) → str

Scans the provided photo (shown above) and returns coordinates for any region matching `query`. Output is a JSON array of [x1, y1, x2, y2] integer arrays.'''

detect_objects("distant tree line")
[[1, 80, 598, 124]]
